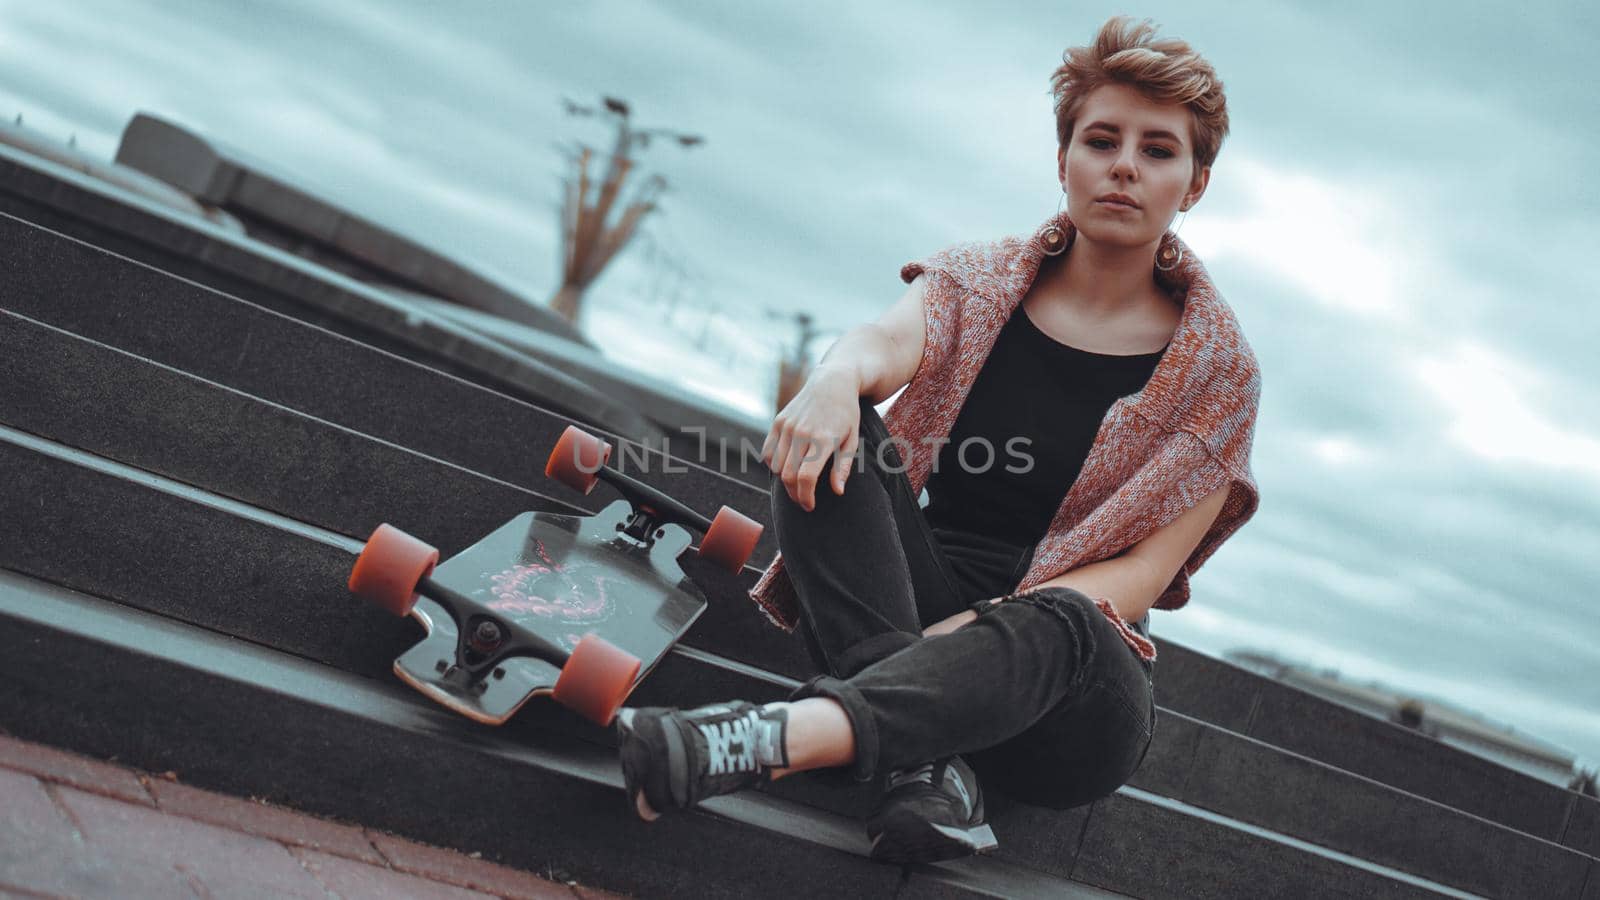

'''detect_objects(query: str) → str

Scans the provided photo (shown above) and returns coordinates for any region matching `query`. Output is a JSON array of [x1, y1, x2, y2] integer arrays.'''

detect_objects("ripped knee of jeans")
[[985, 586, 1100, 634], [1002, 585, 1094, 612], [990, 587, 1105, 642]]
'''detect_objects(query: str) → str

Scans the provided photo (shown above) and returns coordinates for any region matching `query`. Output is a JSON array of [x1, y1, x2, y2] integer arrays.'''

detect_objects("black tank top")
[[922, 302, 1167, 550]]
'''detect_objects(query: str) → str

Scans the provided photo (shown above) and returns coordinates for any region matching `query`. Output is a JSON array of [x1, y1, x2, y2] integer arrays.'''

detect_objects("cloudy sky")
[[3, 0, 1597, 770]]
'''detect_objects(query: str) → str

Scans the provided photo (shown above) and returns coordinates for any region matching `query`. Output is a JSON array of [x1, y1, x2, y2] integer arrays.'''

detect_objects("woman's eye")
[[1087, 138, 1174, 159]]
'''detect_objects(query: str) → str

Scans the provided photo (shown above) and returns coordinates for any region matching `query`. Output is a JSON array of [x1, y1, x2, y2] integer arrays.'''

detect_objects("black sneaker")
[[866, 755, 998, 864], [616, 700, 789, 821]]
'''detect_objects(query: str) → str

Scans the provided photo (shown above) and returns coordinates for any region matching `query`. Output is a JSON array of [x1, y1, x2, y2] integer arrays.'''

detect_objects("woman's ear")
[[1183, 165, 1211, 211]]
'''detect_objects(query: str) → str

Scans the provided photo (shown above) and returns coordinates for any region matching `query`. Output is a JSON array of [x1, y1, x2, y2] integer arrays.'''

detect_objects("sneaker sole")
[[616, 708, 684, 820], [615, 710, 650, 818], [868, 813, 998, 864]]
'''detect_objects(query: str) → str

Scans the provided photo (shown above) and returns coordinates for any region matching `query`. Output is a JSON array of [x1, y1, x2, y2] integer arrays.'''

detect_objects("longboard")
[[347, 425, 763, 726]]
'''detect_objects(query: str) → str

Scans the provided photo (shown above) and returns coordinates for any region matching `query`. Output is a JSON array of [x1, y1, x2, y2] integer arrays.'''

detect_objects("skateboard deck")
[[349, 423, 761, 727], [394, 499, 706, 725]]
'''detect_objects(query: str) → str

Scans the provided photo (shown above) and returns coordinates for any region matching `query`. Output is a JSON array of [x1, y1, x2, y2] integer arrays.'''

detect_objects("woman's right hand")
[[761, 364, 862, 512]]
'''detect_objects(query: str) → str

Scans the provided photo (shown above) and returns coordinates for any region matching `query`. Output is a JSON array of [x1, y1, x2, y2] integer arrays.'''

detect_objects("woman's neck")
[[1049, 233, 1162, 320]]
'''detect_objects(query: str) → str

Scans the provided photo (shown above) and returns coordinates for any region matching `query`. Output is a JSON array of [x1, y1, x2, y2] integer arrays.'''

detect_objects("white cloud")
[[1307, 433, 1377, 467], [1192, 153, 1411, 321], [1415, 340, 1600, 479]]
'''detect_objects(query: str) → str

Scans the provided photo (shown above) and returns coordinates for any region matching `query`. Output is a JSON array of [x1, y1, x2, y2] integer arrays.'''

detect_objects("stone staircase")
[[1, 178, 1596, 898], [0, 138, 769, 490]]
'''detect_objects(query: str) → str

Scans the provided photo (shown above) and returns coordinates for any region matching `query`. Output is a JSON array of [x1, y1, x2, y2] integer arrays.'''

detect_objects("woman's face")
[[1058, 83, 1208, 250]]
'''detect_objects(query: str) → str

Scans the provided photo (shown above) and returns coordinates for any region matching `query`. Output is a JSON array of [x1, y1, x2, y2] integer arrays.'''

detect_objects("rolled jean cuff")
[[831, 630, 921, 681], [788, 674, 880, 784]]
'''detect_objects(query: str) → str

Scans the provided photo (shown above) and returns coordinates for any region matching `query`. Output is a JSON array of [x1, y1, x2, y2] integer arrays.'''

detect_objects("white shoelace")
[[889, 763, 937, 789], [697, 709, 763, 775], [888, 760, 973, 816]]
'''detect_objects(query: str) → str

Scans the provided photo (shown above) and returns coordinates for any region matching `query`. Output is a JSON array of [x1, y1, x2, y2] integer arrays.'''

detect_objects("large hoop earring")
[[1041, 191, 1068, 256], [1155, 207, 1189, 272]]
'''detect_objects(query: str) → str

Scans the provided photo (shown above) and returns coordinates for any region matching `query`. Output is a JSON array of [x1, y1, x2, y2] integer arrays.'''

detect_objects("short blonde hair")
[[1050, 16, 1230, 183]]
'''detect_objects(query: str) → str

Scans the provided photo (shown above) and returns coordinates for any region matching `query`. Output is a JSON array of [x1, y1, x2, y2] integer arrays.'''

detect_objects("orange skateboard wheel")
[[553, 635, 641, 726], [348, 524, 440, 617], [698, 506, 763, 573], [545, 425, 613, 494]]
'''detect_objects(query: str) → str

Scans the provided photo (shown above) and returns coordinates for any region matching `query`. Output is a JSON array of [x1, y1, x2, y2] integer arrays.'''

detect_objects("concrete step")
[[0, 422, 794, 718], [0, 731, 617, 899], [0, 213, 773, 542], [1129, 709, 1594, 897], [0, 570, 1489, 899], [0, 308, 793, 673], [398, 291, 769, 465], [1152, 639, 1599, 857], [0, 156, 654, 446], [0, 571, 1121, 900], [0, 423, 1593, 897], [0, 156, 768, 489]]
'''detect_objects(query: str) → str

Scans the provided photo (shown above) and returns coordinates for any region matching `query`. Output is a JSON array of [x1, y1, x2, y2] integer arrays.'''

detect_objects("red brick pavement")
[[0, 732, 629, 899]]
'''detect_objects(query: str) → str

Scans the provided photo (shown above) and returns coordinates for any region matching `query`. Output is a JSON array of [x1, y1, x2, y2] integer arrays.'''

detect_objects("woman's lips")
[[1096, 199, 1138, 211]]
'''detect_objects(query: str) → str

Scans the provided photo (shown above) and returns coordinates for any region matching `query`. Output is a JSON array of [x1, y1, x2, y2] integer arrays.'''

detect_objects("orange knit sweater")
[[749, 211, 1262, 662]]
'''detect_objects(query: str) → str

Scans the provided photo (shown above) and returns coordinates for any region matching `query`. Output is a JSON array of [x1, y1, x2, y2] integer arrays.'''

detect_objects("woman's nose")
[[1110, 150, 1139, 180]]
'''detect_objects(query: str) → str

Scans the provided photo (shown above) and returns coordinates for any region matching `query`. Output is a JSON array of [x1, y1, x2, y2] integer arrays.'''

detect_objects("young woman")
[[616, 15, 1261, 866]]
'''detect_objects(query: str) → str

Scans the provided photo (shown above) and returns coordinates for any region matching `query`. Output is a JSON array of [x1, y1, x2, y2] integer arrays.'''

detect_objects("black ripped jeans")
[[776, 398, 1156, 810]]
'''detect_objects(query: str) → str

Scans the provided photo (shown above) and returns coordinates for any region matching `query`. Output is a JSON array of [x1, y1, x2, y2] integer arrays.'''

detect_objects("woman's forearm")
[[813, 324, 910, 406], [1012, 555, 1162, 622]]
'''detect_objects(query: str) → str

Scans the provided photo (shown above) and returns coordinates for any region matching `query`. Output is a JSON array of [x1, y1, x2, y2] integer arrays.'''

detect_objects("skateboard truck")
[[546, 425, 759, 571], [346, 424, 764, 726], [415, 572, 566, 692]]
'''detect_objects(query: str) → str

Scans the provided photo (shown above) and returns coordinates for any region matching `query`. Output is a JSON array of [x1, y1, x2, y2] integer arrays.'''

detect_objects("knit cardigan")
[[748, 211, 1262, 663]]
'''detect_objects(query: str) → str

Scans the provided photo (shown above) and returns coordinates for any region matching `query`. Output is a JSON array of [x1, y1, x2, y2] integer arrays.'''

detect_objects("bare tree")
[[550, 96, 702, 326]]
